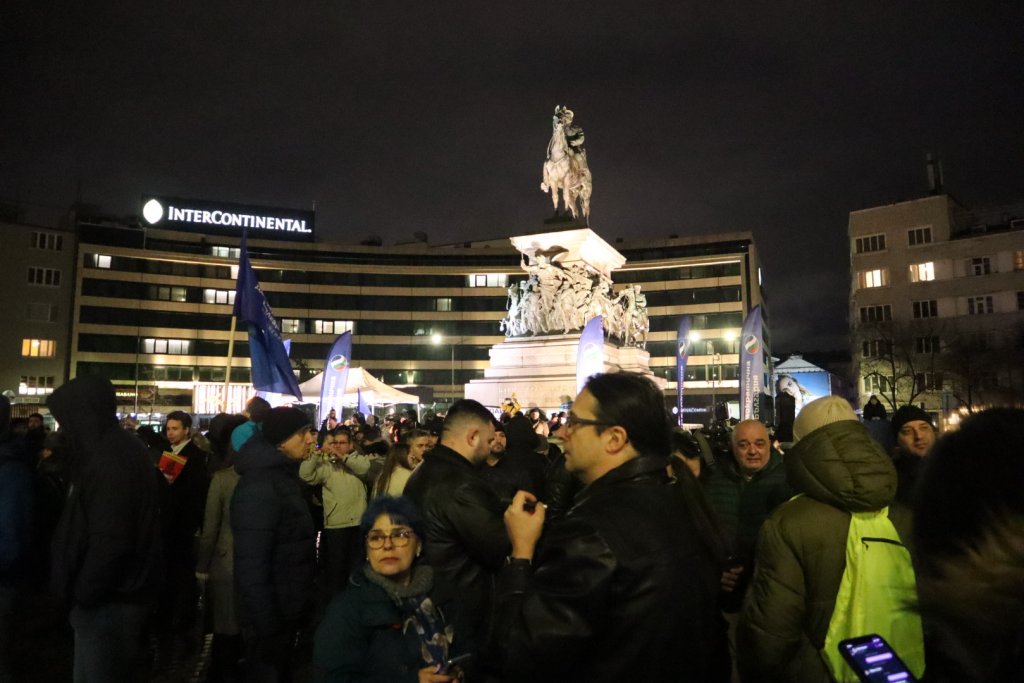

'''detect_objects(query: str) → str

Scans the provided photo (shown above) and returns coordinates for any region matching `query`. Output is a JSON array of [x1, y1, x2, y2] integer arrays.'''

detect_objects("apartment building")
[[849, 193, 1024, 423]]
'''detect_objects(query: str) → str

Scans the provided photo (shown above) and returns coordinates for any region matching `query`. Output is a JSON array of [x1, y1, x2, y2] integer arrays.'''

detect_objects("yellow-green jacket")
[[737, 420, 912, 682]]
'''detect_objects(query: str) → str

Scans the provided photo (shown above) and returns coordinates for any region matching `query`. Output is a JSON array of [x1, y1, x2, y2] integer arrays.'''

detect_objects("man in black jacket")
[[404, 399, 509, 635], [232, 407, 316, 683], [156, 410, 210, 670], [47, 376, 163, 681], [497, 372, 726, 682]]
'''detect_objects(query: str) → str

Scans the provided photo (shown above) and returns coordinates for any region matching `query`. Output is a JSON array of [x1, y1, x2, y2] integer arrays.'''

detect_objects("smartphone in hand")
[[838, 634, 917, 683], [438, 653, 472, 675]]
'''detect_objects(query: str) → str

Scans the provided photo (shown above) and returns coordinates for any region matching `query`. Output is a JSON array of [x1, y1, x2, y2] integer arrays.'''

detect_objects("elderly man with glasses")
[[493, 371, 728, 682]]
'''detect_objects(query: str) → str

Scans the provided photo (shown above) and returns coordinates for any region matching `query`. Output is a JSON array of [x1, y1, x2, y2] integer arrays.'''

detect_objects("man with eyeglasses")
[[299, 426, 371, 595], [496, 372, 726, 682], [404, 399, 510, 639]]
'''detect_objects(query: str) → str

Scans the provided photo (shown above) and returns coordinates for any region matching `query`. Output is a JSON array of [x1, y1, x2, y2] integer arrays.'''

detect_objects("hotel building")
[[4, 200, 770, 425]]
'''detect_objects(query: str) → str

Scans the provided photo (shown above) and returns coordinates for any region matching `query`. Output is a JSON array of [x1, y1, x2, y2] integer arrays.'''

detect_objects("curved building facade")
[[69, 218, 770, 424]]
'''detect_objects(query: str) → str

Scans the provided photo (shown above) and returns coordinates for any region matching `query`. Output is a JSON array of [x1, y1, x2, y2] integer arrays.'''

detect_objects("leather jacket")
[[493, 455, 726, 682], [404, 445, 509, 631]]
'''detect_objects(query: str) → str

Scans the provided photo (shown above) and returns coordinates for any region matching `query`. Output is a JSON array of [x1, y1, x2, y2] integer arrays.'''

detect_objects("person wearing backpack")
[[737, 396, 924, 682]]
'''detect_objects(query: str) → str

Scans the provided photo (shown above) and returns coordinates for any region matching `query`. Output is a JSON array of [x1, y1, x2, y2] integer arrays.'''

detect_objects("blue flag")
[[738, 305, 764, 421], [233, 232, 303, 400], [676, 316, 693, 426], [319, 332, 352, 424], [576, 316, 605, 395], [357, 387, 370, 415]]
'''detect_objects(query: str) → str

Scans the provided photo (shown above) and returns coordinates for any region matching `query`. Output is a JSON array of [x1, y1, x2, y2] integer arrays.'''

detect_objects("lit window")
[[21, 339, 56, 357], [203, 289, 236, 305], [908, 226, 933, 246], [857, 269, 888, 289], [912, 300, 938, 319], [467, 273, 509, 288], [141, 338, 192, 355], [211, 246, 241, 259], [28, 267, 61, 286], [1014, 250, 1024, 271], [854, 234, 886, 254], [313, 320, 354, 335], [19, 375, 55, 395], [967, 295, 994, 315], [281, 318, 304, 334], [91, 254, 112, 268], [909, 262, 935, 282], [969, 257, 992, 276]]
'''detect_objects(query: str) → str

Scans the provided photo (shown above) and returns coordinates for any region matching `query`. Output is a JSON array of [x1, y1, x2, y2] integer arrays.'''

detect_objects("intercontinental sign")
[[141, 195, 315, 242]]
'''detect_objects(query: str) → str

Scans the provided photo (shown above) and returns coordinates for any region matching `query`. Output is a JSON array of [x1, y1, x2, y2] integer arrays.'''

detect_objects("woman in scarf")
[[314, 496, 473, 682]]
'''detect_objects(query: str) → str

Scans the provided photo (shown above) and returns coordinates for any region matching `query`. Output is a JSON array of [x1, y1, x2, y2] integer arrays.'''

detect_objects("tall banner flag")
[[675, 316, 693, 426], [357, 388, 370, 415], [319, 331, 352, 424], [233, 232, 303, 400], [738, 305, 764, 421], [576, 316, 605, 394]]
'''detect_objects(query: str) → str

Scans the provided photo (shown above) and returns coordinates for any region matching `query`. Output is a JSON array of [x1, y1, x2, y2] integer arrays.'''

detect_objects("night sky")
[[3, 2, 1022, 352]]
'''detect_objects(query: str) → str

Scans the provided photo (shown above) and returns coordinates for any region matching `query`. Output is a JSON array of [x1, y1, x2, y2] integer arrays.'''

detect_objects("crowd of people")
[[0, 377, 1021, 682]]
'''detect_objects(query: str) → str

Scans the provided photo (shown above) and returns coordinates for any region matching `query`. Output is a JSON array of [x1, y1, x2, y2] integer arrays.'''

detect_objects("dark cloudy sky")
[[2, 2, 1022, 352]]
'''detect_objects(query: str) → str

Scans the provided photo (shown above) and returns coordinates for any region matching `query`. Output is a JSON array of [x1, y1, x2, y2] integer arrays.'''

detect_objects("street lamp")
[[701, 330, 737, 425], [431, 333, 457, 398]]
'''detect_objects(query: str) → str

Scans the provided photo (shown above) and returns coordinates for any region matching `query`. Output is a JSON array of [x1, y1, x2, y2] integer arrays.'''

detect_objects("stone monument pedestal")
[[465, 334, 664, 412]]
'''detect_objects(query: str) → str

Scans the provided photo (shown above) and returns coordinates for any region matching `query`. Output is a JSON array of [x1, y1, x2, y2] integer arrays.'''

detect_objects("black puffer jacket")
[[47, 376, 163, 608], [494, 455, 725, 682], [404, 444, 509, 630], [231, 435, 315, 638]]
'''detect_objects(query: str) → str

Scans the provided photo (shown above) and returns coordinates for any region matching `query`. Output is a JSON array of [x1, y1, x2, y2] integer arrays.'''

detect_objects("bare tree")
[[942, 322, 1024, 413], [855, 319, 945, 411]]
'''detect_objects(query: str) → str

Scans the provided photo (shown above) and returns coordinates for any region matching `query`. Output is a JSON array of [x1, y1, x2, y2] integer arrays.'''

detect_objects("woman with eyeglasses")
[[313, 496, 473, 682]]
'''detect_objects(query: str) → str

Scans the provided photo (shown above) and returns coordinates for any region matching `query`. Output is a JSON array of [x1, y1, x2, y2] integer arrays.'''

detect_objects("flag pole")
[[222, 315, 238, 411]]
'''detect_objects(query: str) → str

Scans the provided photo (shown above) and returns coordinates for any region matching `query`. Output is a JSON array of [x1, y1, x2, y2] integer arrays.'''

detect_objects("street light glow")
[[431, 333, 443, 345]]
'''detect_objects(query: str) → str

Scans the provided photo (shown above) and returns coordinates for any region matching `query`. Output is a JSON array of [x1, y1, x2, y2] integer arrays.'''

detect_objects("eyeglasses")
[[564, 414, 614, 431], [366, 528, 416, 549]]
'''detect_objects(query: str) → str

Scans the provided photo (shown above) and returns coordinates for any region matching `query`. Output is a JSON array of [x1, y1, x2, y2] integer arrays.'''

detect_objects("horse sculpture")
[[541, 110, 592, 222]]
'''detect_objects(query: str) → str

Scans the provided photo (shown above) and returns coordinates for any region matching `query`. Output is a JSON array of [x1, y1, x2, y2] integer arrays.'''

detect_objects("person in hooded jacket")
[[231, 407, 317, 683], [47, 376, 163, 682], [737, 396, 912, 682], [0, 396, 34, 681]]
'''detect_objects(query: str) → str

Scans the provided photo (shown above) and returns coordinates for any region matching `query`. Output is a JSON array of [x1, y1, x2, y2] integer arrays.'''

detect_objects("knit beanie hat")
[[261, 407, 311, 446], [793, 396, 858, 443], [891, 405, 934, 436]]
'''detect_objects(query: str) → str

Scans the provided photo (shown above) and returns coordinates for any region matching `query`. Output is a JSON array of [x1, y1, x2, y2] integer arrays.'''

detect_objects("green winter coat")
[[737, 420, 912, 683], [702, 449, 791, 561]]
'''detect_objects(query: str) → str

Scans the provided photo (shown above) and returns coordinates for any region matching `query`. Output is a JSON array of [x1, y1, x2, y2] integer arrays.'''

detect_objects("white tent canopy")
[[298, 367, 419, 408]]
